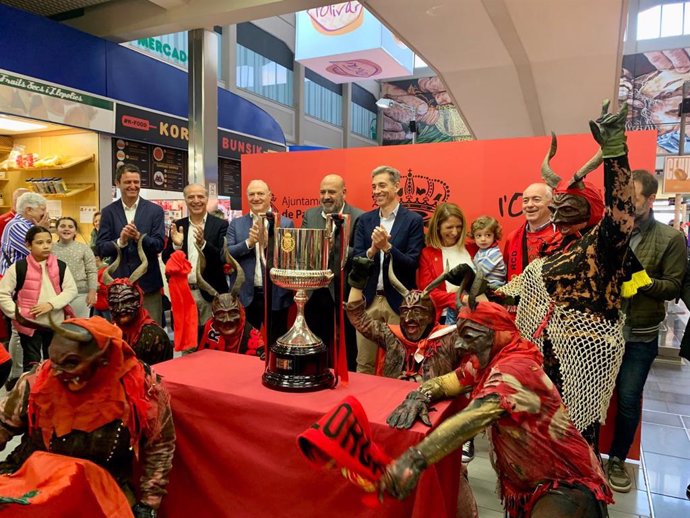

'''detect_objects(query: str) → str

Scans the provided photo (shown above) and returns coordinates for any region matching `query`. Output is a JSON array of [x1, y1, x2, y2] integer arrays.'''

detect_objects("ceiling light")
[[0, 116, 47, 132]]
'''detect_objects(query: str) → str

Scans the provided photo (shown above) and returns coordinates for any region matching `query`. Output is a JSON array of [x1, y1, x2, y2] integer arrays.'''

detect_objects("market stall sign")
[[0, 69, 115, 133], [115, 103, 285, 159], [295, 2, 414, 83], [134, 37, 188, 65]]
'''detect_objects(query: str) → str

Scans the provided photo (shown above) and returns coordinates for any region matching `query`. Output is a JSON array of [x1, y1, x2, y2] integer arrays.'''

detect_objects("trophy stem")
[[276, 288, 321, 347]]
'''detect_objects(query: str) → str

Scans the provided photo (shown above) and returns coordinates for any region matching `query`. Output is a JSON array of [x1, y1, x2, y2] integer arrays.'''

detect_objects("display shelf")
[[0, 154, 95, 172], [39, 184, 95, 199]]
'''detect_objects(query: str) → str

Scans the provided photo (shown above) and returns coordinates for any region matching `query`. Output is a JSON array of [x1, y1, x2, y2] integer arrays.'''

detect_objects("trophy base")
[[262, 342, 334, 392]]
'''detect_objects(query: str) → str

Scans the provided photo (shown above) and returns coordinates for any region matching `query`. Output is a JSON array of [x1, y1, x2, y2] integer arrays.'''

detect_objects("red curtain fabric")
[[155, 351, 463, 518], [164, 251, 197, 351], [0, 451, 133, 518]]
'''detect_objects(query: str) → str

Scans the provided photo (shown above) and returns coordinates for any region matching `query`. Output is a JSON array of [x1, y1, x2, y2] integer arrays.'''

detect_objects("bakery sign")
[[663, 155, 690, 193], [295, 1, 413, 84]]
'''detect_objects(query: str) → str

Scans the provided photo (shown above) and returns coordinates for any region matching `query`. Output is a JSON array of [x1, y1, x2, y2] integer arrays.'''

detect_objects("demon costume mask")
[[197, 242, 264, 356], [103, 238, 171, 365], [541, 133, 605, 235]]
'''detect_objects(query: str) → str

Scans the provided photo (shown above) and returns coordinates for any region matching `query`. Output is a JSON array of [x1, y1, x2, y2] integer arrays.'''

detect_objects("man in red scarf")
[[382, 302, 612, 518], [502, 183, 557, 280], [0, 316, 175, 518]]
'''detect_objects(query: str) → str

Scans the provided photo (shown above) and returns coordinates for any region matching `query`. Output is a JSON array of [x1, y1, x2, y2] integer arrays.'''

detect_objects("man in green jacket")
[[606, 169, 687, 493]]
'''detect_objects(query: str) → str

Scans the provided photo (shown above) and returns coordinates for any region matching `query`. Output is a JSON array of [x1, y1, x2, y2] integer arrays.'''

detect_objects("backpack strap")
[[14, 259, 27, 296]]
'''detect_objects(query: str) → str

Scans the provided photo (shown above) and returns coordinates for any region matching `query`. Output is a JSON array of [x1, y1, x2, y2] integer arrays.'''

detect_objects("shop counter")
[[156, 350, 462, 518]]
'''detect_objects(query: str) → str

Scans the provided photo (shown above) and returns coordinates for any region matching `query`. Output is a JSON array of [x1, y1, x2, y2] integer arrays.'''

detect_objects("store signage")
[[0, 69, 115, 133], [295, 2, 414, 83], [663, 155, 690, 194], [115, 103, 285, 160], [134, 37, 188, 65]]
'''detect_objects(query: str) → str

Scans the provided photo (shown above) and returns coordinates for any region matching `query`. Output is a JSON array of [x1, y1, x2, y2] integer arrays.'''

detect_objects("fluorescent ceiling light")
[[0, 116, 47, 132]]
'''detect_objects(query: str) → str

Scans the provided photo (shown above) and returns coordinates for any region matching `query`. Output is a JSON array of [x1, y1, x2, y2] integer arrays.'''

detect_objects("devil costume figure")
[[195, 246, 265, 357], [345, 257, 468, 381], [345, 257, 478, 518], [492, 102, 642, 448], [382, 301, 612, 518], [104, 236, 172, 366], [0, 316, 175, 518]]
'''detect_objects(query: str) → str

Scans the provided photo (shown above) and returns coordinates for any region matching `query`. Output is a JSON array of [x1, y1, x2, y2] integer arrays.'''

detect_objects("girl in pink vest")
[[0, 226, 77, 372]]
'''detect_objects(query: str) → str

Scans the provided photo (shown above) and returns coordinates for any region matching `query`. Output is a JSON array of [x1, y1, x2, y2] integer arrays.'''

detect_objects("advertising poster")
[[242, 131, 657, 238], [620, 48, 690, 154], [663, 155, 690, 193], [380, 77, 472, 145]]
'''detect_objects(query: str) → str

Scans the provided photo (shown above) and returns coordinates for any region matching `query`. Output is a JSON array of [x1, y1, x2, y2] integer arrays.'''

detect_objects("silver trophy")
[[262, 216, 345, 391]]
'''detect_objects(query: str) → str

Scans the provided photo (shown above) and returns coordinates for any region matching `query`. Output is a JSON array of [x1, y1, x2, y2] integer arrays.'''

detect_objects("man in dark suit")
[[302, 174, 364, 371], [162, 183, 228, 332], [98, 164, 165, 324], [226, 179, 294, 344], [352, 165, 424, 374]]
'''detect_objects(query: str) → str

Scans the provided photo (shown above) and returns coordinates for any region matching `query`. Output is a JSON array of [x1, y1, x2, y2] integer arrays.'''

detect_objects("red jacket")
[[416, 244, 475, 320]]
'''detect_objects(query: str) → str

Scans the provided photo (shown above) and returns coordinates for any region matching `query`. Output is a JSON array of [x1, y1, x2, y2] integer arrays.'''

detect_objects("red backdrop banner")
[[242, 131, 657, 240]]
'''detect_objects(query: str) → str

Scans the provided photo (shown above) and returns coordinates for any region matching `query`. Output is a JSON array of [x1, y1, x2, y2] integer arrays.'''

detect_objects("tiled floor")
[[469, 303, 690, 517]]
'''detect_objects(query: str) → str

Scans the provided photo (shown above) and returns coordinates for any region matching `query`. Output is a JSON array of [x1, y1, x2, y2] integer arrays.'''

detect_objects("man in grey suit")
[[226, 179, 294, 344], [302, 174, 364, 370]]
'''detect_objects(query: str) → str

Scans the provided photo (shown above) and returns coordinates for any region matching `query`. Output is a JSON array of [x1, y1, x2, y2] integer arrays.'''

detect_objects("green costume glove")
[[348, 257, 375, 290], [589, 99, 628, 158]]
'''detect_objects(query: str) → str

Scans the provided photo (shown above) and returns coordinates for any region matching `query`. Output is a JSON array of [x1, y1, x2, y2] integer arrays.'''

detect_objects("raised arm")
[[381, 395, 504, 500], [593, 101, 635, 258]]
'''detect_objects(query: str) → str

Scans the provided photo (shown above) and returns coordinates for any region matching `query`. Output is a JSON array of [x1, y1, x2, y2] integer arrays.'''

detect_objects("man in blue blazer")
[[352, 165, 424, 373], [226, 179, 294, 344], [97, 164, 165, 324]]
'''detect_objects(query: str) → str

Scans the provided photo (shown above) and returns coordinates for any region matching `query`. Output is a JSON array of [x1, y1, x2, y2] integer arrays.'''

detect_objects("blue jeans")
[[608, 338, 658, 461]]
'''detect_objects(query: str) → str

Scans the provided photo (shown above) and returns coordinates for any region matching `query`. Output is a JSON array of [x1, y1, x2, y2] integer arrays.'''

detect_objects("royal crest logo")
[[400, 169, 450, 225], [281, 231, 296, 253]]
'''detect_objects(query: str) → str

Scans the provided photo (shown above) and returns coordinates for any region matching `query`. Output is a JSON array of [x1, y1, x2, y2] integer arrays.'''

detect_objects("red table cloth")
[[155, 350, 462, 518]]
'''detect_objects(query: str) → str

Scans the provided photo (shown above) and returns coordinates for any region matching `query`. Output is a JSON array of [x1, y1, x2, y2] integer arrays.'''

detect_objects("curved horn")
[[196, 243, 219, 298], [128, 234, 149, 284], [387, 257, 409, 297], [102, 244, 123, 285], [224, 238, 245, 298], [541, 132, 562, 189], [48, 312, 92, 343], [421, 271, 447, 298], [467, 271, 488, 311], [15, 306, 48, 330], [568, 149, 603, 189]]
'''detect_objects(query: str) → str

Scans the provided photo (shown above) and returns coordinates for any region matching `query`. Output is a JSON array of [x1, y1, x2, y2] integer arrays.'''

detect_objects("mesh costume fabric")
[[499, 257, 626, 431]]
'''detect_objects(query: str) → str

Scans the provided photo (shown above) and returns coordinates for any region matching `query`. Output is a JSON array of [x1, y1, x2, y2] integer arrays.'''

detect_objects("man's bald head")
[[246, 179, 271, 215], [319, 174, 346, 214], [522, 182, 553, 230]]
